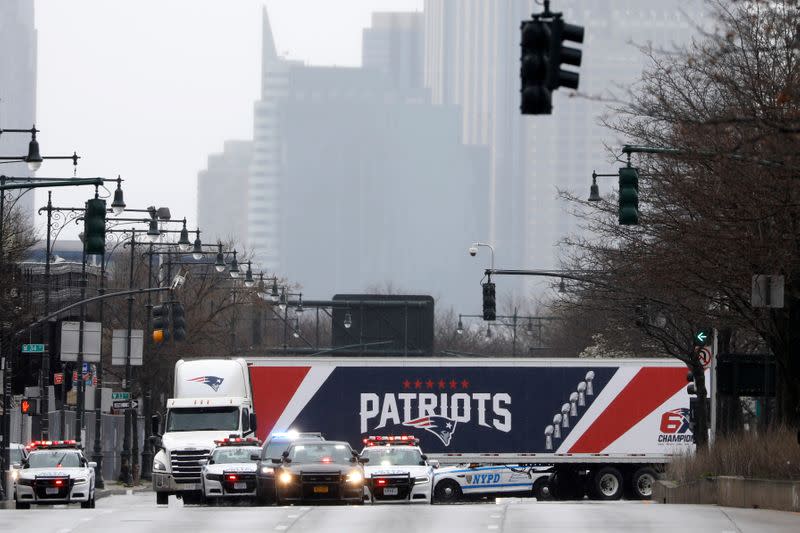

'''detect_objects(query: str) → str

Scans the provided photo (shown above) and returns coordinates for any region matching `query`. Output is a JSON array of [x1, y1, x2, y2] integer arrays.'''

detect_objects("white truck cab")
[[151, 358, 256, 505]]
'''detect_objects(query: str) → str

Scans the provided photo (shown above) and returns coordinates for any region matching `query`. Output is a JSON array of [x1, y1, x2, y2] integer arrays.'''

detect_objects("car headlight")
[[261, 466, 274, 475], [153, 459, 167, 471], [74, 478, 88, 484], [11, 470, 19, 481], [205, 473, 223, 482], [414, 475, 430, 484], [278, 471, 293, 484], [346, 470, 363, 484], [17, 478, 34, 486]]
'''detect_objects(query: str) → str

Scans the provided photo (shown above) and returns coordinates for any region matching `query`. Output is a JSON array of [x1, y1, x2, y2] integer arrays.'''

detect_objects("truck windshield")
[[360, 447, 423, 466], [166, 407, 239, 432]]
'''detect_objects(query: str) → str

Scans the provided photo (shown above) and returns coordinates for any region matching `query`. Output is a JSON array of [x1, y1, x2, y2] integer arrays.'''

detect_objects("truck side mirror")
[[420, 454, 428, 461], [271, 458, 282, 464], [250, 413, 257, 432], [150, 414, 161, 436], [282, 450, 290, 458], [359, 457, 369, 464]]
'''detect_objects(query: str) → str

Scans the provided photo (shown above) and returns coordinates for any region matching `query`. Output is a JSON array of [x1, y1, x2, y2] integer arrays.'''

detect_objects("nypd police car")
[[14, 440, 96, 509], [360, 435, 434, 504], [432, 463, 551, 503], [201, 437, 262, 503]]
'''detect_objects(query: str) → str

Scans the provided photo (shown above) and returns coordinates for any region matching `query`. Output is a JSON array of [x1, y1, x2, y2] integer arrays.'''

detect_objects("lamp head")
[[111, 177, 126, 215], [192, 230, 203, 260], [177, 220, 191, 252], [26, 130, 42, 172], [468, 246, 478, 257]]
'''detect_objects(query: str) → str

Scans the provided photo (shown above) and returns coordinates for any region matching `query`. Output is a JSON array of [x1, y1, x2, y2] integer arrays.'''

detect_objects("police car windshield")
[[166, 407, 239, 432], [264, 435, 324, 459], [211, 447, 260, 464], [361, 447, 423, 466], [287, 443, 351, 464], [11, 448, 24, 465], [27, 451, 82, 468]]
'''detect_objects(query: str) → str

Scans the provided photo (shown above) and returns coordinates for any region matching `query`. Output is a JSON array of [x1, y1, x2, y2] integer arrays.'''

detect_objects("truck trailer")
[[245, 357, 706, 500]]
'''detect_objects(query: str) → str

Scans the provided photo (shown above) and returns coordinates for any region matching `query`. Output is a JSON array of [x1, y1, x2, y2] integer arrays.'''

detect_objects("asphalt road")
[[1, 492, 799, 533]]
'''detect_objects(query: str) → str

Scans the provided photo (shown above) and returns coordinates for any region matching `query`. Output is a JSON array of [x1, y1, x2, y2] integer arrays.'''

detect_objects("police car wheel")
[[630, 467, 657, 500], [15, 501, 30, 510], [81, 498, 92, 509], [157, 492, 169, 505], [433, 479, 462, 504], [532, 477, 552, 501]]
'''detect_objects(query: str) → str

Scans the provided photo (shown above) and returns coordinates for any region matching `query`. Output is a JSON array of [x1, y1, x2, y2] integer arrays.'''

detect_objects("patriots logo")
[[403, 416, 457, 446], [187, 375, 224, 392]]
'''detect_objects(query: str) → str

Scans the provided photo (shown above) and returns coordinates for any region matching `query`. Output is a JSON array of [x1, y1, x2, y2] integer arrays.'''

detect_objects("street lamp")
[[177, 219, 191, 252], [192, 230, 203, 260], [295, 293, 304, 314], [111, 176, 126, 215], [229, 250, 240, 278], [244, 261, 255, 288], [215, 243, 226, 272], [343, 312, 353, 329], [146, 217, 160, 242], [278, 287, 287, 311], [456, 316, 464, 335]]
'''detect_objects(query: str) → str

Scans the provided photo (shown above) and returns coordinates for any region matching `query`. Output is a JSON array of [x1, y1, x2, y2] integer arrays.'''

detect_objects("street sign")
[[112, 399, 138, 410], [111, 392, 130, 400], [22, 344, 45, 353], [693, 328, 712, 347], [111, 329, 144, 366], [60, 322, 102, 362]]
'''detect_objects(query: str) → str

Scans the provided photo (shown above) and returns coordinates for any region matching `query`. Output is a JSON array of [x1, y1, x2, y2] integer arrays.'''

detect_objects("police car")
[[432, 463, 551, 503], [360, 435, 434, 504], [201, 437, 262, 503], [14, 440, 97, 509]]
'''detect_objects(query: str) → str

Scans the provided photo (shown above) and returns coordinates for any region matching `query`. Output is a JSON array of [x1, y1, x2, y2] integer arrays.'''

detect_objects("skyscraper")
[[245, 9, 489, 309], [362, 12, 425, 92], [0, 0, 37, 217], [197, 140, 253, 244]]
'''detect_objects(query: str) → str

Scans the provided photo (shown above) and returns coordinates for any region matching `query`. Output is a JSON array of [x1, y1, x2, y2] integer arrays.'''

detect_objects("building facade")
[[197, 140, 253, 244], [0, 0, 37, 218]]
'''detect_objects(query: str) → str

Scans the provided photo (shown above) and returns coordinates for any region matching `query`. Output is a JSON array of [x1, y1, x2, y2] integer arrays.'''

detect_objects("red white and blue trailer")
[[245, 357, 708, 500]]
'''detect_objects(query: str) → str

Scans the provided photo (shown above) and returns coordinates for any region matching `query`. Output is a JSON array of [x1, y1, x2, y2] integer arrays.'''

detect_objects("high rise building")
[[0, 0, 37, 217], [246, 8, 489, 309], [423, 0, 698, 295], [197, 140, 253, 244], [362, 12, 425, 92]]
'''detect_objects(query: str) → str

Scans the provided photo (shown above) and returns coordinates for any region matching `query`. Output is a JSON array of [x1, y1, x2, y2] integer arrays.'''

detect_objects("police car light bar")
[[363, 435, 419, 446], [26, 440, 80, 450], [214, 437, 262, 447]]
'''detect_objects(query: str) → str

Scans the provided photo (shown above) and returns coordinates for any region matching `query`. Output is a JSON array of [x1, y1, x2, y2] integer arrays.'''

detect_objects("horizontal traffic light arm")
[[0, 177, 105, 191], [12, 286, 173, 340]]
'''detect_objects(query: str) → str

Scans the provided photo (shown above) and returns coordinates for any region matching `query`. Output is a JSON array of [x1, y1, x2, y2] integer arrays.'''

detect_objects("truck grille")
[[170, 449, 210, 484]]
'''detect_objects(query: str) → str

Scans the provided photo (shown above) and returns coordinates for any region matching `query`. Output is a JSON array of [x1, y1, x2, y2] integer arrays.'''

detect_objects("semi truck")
[[150, 358, 257, 505], [244, 357, 708, 501]]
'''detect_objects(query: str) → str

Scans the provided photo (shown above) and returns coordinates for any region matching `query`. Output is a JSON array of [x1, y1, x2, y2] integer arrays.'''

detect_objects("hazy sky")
[[34, 0, 422, 239]]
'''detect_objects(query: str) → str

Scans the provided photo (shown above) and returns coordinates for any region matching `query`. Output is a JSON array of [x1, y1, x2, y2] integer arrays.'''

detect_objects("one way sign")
[[112, 399, 139, 410]]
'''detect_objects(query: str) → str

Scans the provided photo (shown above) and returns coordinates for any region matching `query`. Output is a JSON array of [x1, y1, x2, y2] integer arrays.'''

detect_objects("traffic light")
[[520, 19, 552, 114], [693, 328, 712, 347], [546, 18, 584, 92], [482, 282, 496, 321], [84, 198, 107, 255], [172, 302, 186, 341], [20, 398, 38, 415], [152, 303, 171, 343], [618, 166, 639, 225]]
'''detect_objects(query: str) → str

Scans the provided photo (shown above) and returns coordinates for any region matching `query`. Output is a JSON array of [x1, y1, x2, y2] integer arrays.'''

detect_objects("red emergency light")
[[363, 435, 419, 446], [226, 474, 238, 481], [27, 439, 79, 450], [214, 437, 262, 447]]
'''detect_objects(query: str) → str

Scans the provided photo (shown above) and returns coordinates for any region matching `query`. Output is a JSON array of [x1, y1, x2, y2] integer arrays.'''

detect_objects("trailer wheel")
[[630, 467, 657, 500], [590, 467, 623, 500], [156, 492, 169, 505], [433, 479, 462, 504], [532, 477, 552, 501]]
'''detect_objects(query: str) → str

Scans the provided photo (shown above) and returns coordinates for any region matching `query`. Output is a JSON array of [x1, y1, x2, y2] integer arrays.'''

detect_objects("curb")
[[96, 484, 151, 500]]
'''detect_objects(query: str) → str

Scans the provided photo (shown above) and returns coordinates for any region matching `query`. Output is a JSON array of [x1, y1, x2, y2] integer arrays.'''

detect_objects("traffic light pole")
[[119, 230, 137, 486]]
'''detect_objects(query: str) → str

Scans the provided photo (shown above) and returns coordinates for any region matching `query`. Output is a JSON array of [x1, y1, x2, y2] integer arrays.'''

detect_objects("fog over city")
[[16, 0, 697, 311]]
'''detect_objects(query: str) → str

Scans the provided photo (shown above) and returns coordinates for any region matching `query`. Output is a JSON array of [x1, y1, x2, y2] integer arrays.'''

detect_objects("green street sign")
[[22, 344, 46, 354], [111, 392, 131, 400]]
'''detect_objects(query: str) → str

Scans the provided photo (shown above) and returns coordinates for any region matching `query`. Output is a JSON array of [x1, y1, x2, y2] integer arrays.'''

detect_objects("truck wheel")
[[156, 492, 169, 505], [630, 467, 657, 500], [433, 479, 462, 504], [15, 501, 30, 510], [532, 477, 552, 501], [590, 467, 623, 500]]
